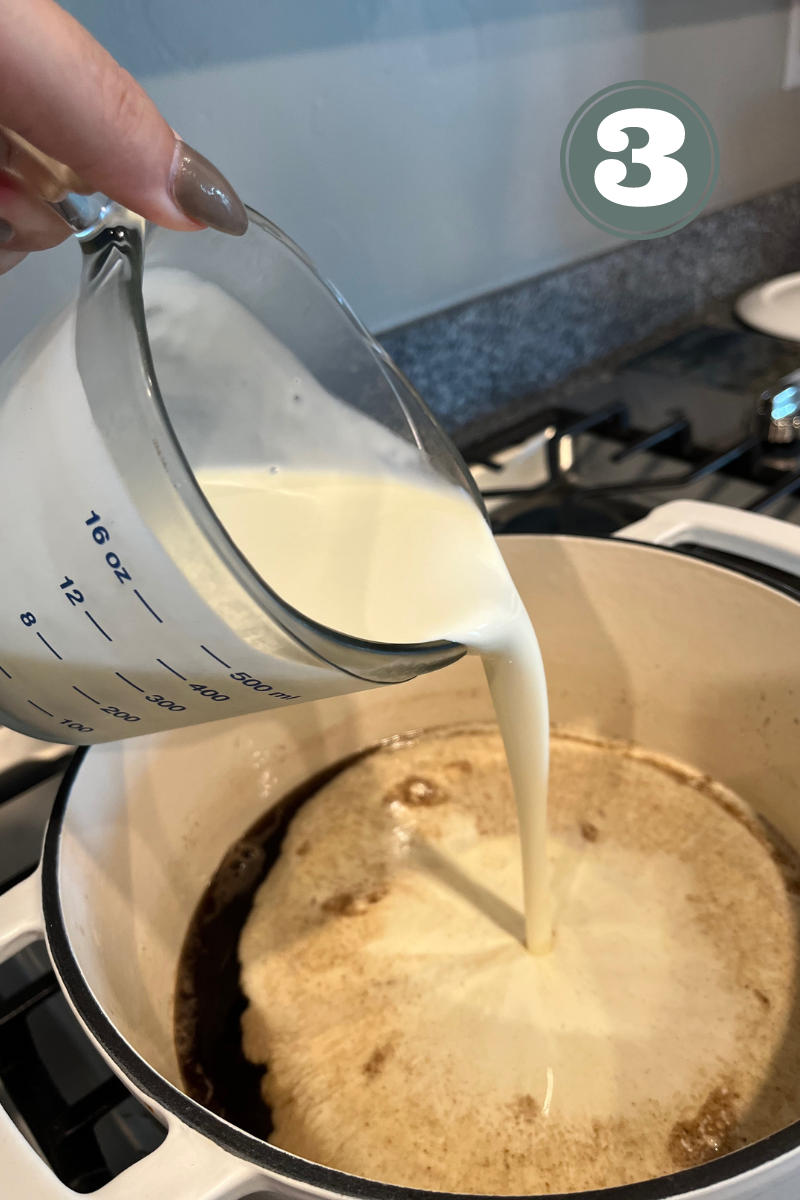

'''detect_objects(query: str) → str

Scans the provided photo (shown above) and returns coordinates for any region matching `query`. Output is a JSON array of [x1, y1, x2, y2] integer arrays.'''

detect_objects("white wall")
[[0, 0, 797, 362]]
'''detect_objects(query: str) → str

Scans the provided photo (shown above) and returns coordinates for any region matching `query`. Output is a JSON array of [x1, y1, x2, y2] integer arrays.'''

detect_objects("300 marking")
[[146, 694, 186, 712]]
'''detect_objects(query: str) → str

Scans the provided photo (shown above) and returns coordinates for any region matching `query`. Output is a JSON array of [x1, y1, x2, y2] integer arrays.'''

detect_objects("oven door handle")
[[0, 873, 258, 1199], [0, 871, 74, 1199], [615, 499, 800, 575]]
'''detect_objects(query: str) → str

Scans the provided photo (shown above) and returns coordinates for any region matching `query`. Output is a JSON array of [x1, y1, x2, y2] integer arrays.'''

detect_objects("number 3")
[[594, 108, 687, 208]]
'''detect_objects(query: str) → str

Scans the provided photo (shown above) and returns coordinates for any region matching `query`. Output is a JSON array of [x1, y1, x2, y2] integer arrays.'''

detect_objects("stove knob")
[[758, 370, 800, 445]]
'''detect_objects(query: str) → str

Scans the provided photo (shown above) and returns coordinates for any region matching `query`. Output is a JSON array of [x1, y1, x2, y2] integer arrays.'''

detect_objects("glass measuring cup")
[[0, 199, 479, 743]]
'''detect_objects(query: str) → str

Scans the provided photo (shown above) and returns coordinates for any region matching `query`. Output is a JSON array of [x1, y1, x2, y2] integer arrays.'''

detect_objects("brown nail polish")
[[171, 141, 248, 236], [0, 219, 13, 243]]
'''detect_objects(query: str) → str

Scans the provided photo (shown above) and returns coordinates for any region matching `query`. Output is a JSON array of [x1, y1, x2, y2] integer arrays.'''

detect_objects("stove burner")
[[500, 495, 650, 537], [467, 327, 800, 536], [758, 370, 800, 451], [481, 400, 793, 530]]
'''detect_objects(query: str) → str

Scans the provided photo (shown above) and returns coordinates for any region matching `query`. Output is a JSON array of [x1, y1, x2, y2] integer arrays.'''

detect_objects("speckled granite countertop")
[[379, 181, 800, 449], [449, 293, 800, 456]]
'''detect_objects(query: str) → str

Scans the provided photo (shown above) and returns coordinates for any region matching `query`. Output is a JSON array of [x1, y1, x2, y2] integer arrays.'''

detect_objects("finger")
[[0, 249, 28, 277], [0, 124, 92, 201], [0, 231, 27, 277], [0, 170, 72, 252], [0, 0, 247, 236]]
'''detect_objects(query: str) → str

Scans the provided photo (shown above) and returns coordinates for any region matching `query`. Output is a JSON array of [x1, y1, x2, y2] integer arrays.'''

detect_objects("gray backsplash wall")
[[3, 0, 800, 367], [381, 181, 800, 434]]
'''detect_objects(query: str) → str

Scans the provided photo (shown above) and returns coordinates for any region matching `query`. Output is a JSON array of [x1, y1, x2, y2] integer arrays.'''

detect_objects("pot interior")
[[55, 535, 800, 1098]]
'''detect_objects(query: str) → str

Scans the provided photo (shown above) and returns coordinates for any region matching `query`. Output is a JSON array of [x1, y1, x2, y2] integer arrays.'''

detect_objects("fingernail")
[[0, 219, 13, 243], [170, 140, 248, 236]]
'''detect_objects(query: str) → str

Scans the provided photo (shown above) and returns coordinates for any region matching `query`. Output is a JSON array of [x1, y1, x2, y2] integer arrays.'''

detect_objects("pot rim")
[[40, 534, 800, 1199]]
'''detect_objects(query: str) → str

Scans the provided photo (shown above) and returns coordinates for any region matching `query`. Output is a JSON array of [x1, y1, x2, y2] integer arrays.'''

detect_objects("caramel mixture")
[[239, 728, 800, 1194]]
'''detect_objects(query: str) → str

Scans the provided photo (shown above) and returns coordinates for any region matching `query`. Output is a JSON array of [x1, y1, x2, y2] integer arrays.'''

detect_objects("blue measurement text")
[[229, 672, 299, 700], [86, 512, 132, 583]]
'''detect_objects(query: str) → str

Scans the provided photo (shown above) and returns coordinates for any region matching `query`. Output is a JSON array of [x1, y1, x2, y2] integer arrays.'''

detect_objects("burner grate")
[[473, 397, 800, 533]]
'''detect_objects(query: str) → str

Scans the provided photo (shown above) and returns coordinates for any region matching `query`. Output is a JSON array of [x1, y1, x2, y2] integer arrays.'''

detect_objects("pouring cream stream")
[[197, 468, 553, 952]]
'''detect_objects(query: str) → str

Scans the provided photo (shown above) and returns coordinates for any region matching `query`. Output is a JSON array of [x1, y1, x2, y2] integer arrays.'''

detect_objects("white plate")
[[736, 272, 800, 341]]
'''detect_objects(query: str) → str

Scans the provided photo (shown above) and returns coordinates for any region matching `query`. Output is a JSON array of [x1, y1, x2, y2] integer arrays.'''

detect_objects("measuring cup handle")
[[616, 499, 800, 575], [0, 871, 75, 1198]]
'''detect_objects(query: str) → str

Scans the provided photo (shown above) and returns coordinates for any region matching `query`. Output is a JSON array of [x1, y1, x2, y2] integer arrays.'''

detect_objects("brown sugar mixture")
[[180, 728, 800, 1194]]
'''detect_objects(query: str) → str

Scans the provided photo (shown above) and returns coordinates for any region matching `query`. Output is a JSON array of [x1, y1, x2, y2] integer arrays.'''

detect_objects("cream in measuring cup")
[[0, 220, 552, 950]]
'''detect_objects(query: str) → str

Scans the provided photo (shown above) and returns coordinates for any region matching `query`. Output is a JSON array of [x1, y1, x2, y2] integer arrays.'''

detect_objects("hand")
[[0, 0, 247, 276]]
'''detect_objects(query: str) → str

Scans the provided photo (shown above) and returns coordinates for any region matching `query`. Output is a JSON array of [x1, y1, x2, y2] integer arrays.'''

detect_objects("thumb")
[[0, 0, 247, 236]]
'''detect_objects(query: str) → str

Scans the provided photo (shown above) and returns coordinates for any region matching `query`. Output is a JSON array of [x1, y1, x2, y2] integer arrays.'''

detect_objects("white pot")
[[3, 500, 800, 1200]]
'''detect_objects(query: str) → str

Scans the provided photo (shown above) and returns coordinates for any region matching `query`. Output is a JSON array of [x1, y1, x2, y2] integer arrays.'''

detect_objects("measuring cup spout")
[[50, 191, 119, 235]]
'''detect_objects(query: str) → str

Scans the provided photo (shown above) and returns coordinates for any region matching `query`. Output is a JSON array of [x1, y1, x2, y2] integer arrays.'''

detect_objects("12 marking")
[[12, 505, 301, 724]]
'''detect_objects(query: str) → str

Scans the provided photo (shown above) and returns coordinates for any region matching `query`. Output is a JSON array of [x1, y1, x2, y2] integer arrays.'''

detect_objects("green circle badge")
[[561, 81, 719, 240]]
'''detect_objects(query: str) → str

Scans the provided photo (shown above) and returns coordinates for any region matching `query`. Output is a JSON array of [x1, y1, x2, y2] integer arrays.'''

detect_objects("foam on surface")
[[240, 728, 800, 1194]]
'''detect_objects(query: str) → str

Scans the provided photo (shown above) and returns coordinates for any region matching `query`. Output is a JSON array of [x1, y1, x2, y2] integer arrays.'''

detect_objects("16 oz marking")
[[86, 512, 132, 583]]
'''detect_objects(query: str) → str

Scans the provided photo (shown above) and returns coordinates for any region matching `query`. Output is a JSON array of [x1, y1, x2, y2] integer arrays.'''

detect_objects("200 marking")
[[101, 705, 139, 722]]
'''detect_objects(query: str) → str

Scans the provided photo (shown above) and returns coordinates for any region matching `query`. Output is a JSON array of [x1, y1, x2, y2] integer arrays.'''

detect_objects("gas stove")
[[3, 317, 800, 1191], [465, 323, 800, 538], [0, 732, 166, 1192]]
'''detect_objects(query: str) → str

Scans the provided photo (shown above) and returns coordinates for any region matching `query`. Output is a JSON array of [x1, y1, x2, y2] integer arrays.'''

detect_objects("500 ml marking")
[[230, 672, 299, 701], [198, 647, 299, 702]]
